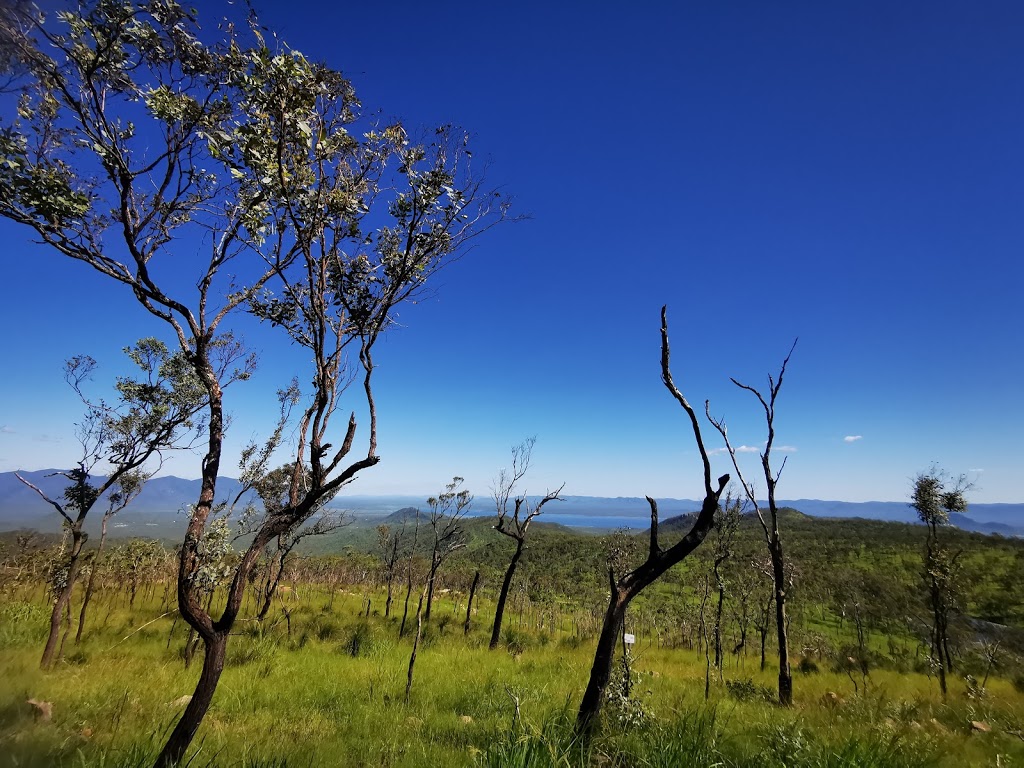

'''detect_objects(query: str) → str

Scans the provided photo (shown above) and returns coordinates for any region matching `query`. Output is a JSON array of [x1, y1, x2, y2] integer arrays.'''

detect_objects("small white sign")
[[623, 633, 635, 645]]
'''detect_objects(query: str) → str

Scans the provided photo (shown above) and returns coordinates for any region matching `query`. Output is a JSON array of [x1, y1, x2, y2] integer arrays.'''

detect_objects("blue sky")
[[0, 1, 1021, 504]]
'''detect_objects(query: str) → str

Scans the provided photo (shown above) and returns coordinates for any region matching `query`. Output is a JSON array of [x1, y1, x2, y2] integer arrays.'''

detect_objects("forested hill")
[[1, 470, 1022, 537]]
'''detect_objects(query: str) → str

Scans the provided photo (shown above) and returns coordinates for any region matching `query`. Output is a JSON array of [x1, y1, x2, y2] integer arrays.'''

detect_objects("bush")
[[798, 656, 820, 674], [503, 627, 529, 657], [343, 620, 372, 657]]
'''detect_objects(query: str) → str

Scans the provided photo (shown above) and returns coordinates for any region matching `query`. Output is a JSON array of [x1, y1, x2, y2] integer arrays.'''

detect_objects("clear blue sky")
[[1, 0, 1021, 504]]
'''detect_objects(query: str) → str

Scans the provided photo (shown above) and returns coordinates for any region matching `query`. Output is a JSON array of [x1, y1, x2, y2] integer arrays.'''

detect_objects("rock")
[[169, 695, 192, 708], [27, 699, 52, 722], [80, 727, 93, 739], [459, 715, 473, 724], [971, 720, 991, 733]]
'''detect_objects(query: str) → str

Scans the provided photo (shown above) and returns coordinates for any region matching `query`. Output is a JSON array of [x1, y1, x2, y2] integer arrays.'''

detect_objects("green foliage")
[[603, 651, 651, 731]]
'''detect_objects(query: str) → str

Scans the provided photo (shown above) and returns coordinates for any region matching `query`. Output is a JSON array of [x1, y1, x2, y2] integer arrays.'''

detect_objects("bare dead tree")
[[490, 437, 565, 649], [706, 340, 797, 705], [575, 306, 729, 737], [424, 478, 472, 621]]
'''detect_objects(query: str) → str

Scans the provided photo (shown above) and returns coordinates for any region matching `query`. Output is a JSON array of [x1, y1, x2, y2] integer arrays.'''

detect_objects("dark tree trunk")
[[155, 632, 227, 768], [385, 574, 394, 618], [577, 581, 628, 733], [400, 570, 414, 637], [770, 542, 793, 706], [405, 589, 426, 704], [714, 582, 725, 671], [41, 528, 85, 669], [465, 570, 479, 635], [76, 515, 109, 644], [490, 539, 524, 649], [425, 558, 439, 621], [576, 481, 726, 737]]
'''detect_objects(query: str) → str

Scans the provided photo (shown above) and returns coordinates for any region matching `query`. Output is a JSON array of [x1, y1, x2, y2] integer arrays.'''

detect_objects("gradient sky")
[[1, 1, 1021, 504]]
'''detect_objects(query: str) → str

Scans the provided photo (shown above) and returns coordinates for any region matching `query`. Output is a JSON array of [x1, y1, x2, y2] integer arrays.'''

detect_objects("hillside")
[[2, 471, 1022, 539]]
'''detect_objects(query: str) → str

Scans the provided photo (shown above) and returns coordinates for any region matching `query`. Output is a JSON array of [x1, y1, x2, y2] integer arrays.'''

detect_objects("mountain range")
[[1, 470, 1022, 539]]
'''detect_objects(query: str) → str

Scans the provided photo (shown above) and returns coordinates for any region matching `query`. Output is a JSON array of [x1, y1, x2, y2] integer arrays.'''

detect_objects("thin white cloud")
[[0, 425, 13, 435], [969, 468, 985, 473], [843, 435, 863, 443], [708, 445, 760, 456], [776, 445, 798, 453]]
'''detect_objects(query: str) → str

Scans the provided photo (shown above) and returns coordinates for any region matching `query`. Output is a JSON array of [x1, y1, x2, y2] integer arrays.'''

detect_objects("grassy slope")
[[2, 579, 1024, 768]]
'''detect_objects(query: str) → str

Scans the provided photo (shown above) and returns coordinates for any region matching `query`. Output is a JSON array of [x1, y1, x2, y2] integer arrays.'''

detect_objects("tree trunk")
[[465, 570, 479, 635], [41, 528, 85, 670], [714, 582, 725, 671], [490, 539, 524, 649], [155, 632, 227, 768], [425, 558, 439, 621], [399, 569, 414, 637], [385, 573, 394, 618], [577, 583, 627, 735], [405, 589, 427, 704], [770, 542, 793, 706], [76, 515, 109, 644]]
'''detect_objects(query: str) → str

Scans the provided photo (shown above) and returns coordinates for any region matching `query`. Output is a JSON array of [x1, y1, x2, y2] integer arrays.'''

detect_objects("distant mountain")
[[0, 472, 1021, 538]]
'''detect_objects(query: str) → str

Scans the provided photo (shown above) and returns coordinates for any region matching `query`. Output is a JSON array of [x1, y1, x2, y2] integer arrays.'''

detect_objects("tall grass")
[[1, 583, 1022, 767]]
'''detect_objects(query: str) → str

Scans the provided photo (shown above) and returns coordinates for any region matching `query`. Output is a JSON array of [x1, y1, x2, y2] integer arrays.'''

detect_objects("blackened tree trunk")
[[770, 544, 792, 705], [490, 540, 524, 649], [576, 307, 728, 737], [577, 486, 727, 735], [465, 570, 480, 635]]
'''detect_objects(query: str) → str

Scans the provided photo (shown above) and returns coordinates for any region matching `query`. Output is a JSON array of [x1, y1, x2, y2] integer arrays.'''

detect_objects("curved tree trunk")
[[41, 528, 85, 670], [490, 539, 524, 649], [577, 581, 627, 733], [155, 632, 227, 768], [576, 481, 726, 737]]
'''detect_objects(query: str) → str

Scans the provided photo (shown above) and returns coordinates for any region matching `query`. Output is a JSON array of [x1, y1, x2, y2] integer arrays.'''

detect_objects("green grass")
[[2, 585, 1024, 768]]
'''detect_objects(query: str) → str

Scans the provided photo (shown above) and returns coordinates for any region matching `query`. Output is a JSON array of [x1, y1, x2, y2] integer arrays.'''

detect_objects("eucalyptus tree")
[[710, 493, 742, 673], [575, 307, 729, 737], [424, 477, 472, 620], [17, 340, 205, 668], [489, 437, 564, 649], [0, 3, 511, 763], [706, 341, 798, 705], [911, 468, 968, 698], [377, 521, 406, 619]]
